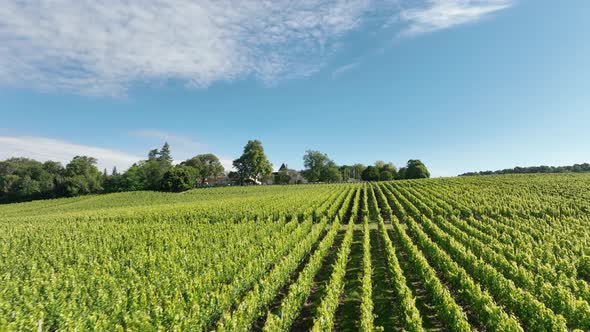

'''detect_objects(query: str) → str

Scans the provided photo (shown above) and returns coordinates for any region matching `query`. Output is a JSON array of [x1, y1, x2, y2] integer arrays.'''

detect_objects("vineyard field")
[[2, 174, 590, 331]]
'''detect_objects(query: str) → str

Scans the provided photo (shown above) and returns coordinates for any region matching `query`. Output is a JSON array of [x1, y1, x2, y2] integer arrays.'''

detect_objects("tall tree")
[[352, 163, 366, 180], [159, 142, 173, 164], [397, 167, 407, 180], [303, 150, 330, 182], [232, 140, 272, 184], [148, 149, 159, 161], [63, 156, 103, 196], [404, 159, 430, 179], [141, 159, 171, 190], [182, 154, 225, 185], [375, 161, 397, 180], [361, 166, 381, 181], [161, 166, 197, 192], [320, 164, 342, 182], [120, 164, 146, 191], [380, 170, 394, 181], [302, 150, 340, 182], [339, 165, 353, 181], [141, 143, 174, 190]]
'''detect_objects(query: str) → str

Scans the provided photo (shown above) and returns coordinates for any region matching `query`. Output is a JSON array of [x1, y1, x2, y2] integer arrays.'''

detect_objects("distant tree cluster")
[[460, 163, 590, 177], [0, 156, 102, 203], [302, 150, 342, 183], [360, 161, 397, 181], [398, 159, 431, 179], [105, 143, 225, 193], [301, 151, 430, 183], [0, 142, 228, 203], [1, 138, 432, 204]]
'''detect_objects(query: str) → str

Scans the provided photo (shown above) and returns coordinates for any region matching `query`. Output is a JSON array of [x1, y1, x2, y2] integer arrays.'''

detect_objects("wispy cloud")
[[0, 136, 142, 171], [0, 1, 513, 95], [332, 60, 362, 79], [0, 134, 236, 172], [0, 0, 371, 95], [399, 0, 513, 36]]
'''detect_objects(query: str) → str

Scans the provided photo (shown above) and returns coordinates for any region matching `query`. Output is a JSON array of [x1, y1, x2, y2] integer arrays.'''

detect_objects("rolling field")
[[1, 174, 590, 331]]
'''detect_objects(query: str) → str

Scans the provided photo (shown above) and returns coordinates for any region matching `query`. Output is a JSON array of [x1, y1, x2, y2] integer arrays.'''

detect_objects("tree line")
[[0, 139, 430, 204], [298, 150, 429, 183], [460, 163, 590, 176]]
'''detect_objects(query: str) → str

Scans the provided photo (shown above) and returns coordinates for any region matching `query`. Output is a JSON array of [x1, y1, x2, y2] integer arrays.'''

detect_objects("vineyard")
[[1, 174, 590, 331]]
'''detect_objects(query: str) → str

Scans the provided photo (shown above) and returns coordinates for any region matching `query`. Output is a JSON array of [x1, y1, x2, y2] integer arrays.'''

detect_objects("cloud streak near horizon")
[[0, 0, 512, 95], [0, 136, 142, 171], [0, 133, 236, 172]]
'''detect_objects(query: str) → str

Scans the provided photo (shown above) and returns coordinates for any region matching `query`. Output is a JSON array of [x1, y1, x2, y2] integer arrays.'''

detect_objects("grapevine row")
[[392, 185, 569, 331], [367, 184, 423, 331], [377, 183, 523, 331], [310, 191, 359, 331], [262, 187, 360, 331], [373, 184, 472, 331]]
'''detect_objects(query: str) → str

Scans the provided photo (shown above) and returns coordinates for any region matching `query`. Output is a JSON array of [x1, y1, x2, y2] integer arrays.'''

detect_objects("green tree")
[[274, 170, 291, 185], [320, 165, 342, 182], [374, 160, 386, 169], [159, 142, 173, 164], [361, 166, 381, 181], [0, 158, 66, 202], [339, 165, 352, 181], [352, 163, 366, 179], [102, 167, 125, 193], [374, 161, 397, 180], [103, 173, 124, 193], [405, 159, 430, 179], [121, 164, 147, 191], [227, 171, 241, 185], [303, 150, 329, 182], [63, 156, 103, 196], [182, 154, 225, 185], [302, 150, 340, 182], [127, 142, 174, 190], [380, 170, 394, 181], [397, 167, 407, 180], [232, 140, 273, 184], [161, 166, 197, 192], [380, 162, 397, 174], [148, 149, 159, 161], [141, 160, 171, 190]]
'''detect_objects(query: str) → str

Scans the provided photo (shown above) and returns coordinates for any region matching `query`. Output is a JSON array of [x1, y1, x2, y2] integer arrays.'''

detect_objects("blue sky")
[[1, 0, 589, 176]]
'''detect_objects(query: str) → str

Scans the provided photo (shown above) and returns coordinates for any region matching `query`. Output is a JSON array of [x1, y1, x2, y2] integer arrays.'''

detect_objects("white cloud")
[[0, 1, 514, 94], [399, 0, 513, 36], [0, 136, 142, 171], [0, 133, 236, 172], [0, 0, 371, 95]]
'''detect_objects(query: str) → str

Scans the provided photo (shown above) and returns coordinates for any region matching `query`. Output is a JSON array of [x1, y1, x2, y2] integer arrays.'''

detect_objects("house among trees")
[[269, 163, 307, 185]]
